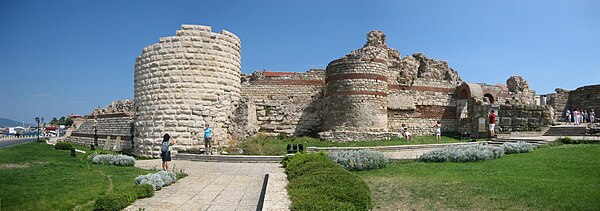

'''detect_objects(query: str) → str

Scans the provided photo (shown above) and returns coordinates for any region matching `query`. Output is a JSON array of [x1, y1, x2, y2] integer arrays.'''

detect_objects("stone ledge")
[[307, 141, 489, 152], [175, 153, 283, 163]]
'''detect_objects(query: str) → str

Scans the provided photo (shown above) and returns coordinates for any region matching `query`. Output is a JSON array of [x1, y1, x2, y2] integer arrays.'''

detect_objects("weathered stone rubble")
[[92, 99, 134, 115]]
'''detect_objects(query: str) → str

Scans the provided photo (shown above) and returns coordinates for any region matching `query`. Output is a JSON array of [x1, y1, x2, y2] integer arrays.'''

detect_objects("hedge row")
[[285, 153, 372, 210], [557, 137, 600, 144]]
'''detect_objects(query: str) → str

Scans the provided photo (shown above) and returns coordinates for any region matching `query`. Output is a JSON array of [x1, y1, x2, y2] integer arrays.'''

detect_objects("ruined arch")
[[484, 93, 496, 104], [456, 82, 483, 101]]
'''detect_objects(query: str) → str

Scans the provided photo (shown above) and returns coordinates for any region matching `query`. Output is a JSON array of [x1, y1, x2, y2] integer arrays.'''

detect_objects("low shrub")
[[133, 184, 155, 199], [93, 192, 135, 211], [91, 154, 136, 166], [501, 141, 534, 154], [157, 170, 177, 186], [557, 137, 600, 144], [135, 173, 165, 190], [420, 144, 504, 162], [557, 137, 575, 144], [281, 154, 296, 168], [328, 150, 389, 171], [135, 170, 178, 190], [54, 142, 72, 150], [285, 153, 372, 210]]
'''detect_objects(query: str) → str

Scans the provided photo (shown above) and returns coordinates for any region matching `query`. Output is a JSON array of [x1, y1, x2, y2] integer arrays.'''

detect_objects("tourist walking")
[[161, 133, 175, 171], [590, 109, 596, 123], [203, 124, 214, 155], [566, 109, 571, 124], [433, 121, 441, 143], [488, 110, 497, 138], [583, 110, 588, 123]]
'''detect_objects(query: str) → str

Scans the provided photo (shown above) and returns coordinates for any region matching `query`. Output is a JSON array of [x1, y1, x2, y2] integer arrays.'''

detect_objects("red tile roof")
[[263, 70, 295, 77]]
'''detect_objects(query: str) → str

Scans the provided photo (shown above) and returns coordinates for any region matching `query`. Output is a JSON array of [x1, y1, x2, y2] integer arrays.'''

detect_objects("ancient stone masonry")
[[506, 75, 536, 105], [92, 99, 134, 115], [134, 25, 241, 157], [543, 88, 570, 121], [68, 101, 135, 152], [69, 26, 557, 153], [543, 85, 600, 121], [239, 69, 324, 137]]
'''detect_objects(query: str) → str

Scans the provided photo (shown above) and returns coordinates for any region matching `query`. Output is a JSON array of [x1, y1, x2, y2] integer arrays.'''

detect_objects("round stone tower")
[[322, 31, 390, 132], [133, 25, 241, 157]]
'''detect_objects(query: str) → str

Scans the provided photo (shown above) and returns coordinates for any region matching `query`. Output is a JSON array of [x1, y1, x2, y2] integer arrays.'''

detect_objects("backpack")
[[161, 141, 170, 153]]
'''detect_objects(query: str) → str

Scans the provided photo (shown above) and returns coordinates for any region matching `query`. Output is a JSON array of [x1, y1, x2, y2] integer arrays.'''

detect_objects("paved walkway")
[[125, 160, 290, 211]]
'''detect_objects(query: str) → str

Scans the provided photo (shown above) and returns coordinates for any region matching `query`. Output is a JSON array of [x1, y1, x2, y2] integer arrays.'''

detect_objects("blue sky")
[[1, 0, 599, 123]]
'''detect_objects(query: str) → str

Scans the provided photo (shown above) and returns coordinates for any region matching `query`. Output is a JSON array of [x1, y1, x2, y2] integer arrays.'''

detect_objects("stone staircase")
[[543, 126, 588, 136], [175, 153, 284, 163]]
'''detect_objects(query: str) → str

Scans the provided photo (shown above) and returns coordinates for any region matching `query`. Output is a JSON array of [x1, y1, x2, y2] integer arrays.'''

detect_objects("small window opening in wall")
[[586, 94, 591, 100]]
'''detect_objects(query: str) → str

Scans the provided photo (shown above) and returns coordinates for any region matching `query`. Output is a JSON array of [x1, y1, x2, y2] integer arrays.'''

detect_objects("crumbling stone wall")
[[507, 76, 536, 105], [92, 100, 134, 115], [239, 70, 324, 137], [498, 105, 554, 132], [543, 85, 599, 122], [544, 88, 570, 120], [387, 79, 458, 135], [567, 85, 600, 117], [134, 25, 241, 157], [68, 112, 134, 152]]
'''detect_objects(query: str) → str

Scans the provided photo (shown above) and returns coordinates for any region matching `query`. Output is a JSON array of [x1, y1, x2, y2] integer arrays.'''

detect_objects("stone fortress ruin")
[[67, 25, 598, 157]]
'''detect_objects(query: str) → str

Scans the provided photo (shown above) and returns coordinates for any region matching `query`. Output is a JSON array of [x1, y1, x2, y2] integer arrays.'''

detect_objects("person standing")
[[574, 110, 580, 125], [566, 109, 571, 124], [203, 124, 214, 155], [583, 110, 588, 123], [433, 121, 441, 144], [401, 123, 412, 141], [488, 110, 497, 138], [160, 133, 175, 171], [590, 109, 596, 123]]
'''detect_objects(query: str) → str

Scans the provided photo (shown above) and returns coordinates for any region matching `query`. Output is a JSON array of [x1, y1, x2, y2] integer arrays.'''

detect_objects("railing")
[[0, 135, 43, 140]]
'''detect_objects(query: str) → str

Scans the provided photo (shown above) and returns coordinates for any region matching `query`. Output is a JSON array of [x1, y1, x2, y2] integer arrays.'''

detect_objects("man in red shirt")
[[488, 110, 497, 138]]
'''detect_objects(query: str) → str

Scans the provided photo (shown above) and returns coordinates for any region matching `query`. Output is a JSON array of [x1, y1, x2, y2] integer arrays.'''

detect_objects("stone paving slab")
[[125, 160, 290, 211]]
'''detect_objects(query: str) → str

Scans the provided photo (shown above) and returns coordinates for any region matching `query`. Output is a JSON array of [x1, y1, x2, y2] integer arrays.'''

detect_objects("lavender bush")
[[501, 141, 534, 154], [420, 144, 504, 162], [328, 150, 389, 171], [135, 173, 165, 190], [89, 153, 136, 166], [135, 170, 178, 190]]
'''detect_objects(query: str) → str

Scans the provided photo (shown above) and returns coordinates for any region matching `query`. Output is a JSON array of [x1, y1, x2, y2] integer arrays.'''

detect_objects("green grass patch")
[[0, 142, 152, 210], [234, 136, 474, 155], [356, 144, 600, 210]]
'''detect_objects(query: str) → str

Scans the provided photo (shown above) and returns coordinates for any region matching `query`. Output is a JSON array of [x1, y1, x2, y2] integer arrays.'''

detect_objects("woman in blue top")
[[203, 124, 213, 155], [161, 133, 175, 171]]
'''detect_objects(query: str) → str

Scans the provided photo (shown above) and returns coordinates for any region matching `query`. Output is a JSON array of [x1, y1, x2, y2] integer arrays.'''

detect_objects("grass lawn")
[[0, 142, 151, 210], [233, 136, 476, 155], [356, 144, 600, 210]]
